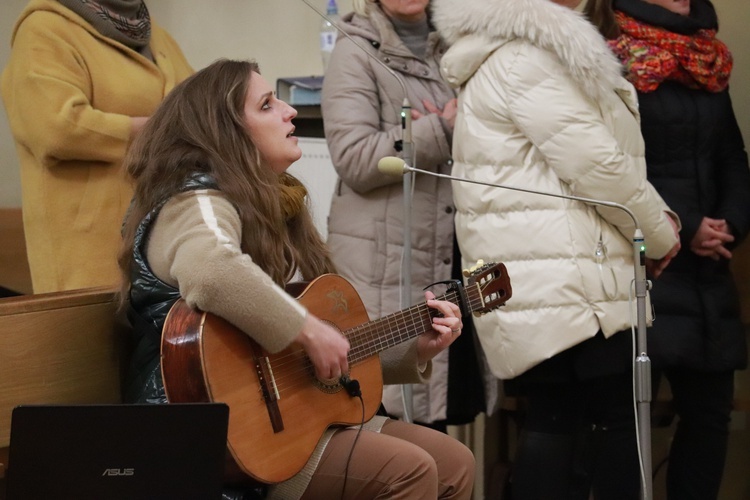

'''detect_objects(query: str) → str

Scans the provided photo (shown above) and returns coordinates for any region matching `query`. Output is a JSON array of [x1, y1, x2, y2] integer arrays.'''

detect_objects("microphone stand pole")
[[633, 230, 653, 500], [381, 162, 654, 500], [400, 100, 415, 423]]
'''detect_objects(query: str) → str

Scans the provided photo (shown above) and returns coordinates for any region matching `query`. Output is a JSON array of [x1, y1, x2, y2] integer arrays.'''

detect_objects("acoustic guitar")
[[161, 261, 511, 484]]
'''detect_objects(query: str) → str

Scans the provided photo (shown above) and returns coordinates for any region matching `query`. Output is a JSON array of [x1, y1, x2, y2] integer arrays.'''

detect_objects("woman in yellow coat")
[[2, 0, 193, 293]]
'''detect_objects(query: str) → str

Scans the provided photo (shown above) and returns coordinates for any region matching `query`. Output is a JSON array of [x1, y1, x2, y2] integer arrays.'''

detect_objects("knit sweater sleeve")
[[380, 340, 432, 385], [146, 189, 306, 353]]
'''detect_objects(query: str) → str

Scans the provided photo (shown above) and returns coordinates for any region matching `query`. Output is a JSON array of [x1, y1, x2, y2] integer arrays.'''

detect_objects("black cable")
[[339, 378, 365, 500]]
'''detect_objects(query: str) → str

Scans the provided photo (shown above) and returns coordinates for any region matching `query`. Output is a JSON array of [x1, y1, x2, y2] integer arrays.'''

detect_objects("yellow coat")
[[1, 0, 194, 293]]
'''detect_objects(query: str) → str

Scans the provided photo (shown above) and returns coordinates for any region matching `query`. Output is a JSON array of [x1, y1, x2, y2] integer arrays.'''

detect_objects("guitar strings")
[[264, 301, 440, 396], [263, 286, 497, 397], [274, 285, 496, 395], [262, 285, 498, 396], [269, 291, 455, 390]]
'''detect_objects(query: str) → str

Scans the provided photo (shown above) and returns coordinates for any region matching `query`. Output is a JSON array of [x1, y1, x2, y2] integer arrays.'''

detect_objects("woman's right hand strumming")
[[295, 314, 351, 382]]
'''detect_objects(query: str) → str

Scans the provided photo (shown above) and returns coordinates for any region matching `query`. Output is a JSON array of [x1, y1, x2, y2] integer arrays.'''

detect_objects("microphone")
[[377, 156, 411, 177], [378, 154, 657, 497], [340, 375, 362, 398]]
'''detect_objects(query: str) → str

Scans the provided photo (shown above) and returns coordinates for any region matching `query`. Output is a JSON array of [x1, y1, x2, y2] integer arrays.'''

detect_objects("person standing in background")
[[321, 0, 498, 432], [1, 0, 193, 293], [433, 0, 681, 497], [609, 1, 750, 498]]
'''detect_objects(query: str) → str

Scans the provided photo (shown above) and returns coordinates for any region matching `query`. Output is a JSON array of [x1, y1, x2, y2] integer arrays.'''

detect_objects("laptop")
[[5, 403, 229, 500]]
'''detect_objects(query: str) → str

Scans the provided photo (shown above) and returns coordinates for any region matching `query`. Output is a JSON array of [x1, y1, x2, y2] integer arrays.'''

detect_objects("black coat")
[[615, 0, 750, 371]]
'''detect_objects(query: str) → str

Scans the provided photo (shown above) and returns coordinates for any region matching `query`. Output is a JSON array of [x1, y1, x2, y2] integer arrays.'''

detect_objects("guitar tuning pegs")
[[471, 260, 485, 272], [463, 259, 486, 277]]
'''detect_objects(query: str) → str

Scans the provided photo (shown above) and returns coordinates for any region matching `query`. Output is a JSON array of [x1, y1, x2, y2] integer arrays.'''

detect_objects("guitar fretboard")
[[344, 286, 482, 365]]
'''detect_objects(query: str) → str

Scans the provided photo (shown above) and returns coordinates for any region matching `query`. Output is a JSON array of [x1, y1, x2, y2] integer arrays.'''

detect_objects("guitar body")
[[161, 261, 512, 485], [161, 274, 383, 484]]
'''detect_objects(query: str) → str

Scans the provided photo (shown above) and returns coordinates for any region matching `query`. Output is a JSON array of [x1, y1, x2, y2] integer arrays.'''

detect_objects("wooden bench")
[[0, 287, 126, 485], [0, 208, 32, 296]]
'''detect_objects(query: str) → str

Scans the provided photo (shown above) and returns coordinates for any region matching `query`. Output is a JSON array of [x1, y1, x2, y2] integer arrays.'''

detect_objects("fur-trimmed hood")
[[432, 0, 624, 101]]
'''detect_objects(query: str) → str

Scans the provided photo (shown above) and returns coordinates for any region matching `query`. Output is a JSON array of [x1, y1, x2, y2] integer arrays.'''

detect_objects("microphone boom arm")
[[391, 161, 640, 229], [378, 156, 655, 499]]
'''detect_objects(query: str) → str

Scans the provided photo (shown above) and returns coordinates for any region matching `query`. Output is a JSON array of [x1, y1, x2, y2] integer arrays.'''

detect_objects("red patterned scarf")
[[608, 10, 732, 93]]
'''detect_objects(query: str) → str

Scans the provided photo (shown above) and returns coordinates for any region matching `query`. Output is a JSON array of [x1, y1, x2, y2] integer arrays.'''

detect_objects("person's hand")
[[416, 290, 463, 365], [411, 98, 458, 130], [295, 314, 350, 382], [646, 213, 681, 278], [690, 217, 734, 260]]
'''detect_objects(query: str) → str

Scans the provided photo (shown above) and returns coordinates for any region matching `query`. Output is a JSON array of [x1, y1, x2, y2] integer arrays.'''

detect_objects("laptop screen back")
[[6, 403, 229, 500]]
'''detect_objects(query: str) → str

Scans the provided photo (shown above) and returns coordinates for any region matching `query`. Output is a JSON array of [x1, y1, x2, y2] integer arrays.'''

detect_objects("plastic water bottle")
[[320, 0, 340, 72]]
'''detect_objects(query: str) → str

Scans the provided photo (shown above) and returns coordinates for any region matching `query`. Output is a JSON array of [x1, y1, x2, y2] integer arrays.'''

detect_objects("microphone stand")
[[300, 0, 416, 422], [379, 159, 654, 500], [399, 100, 415, 423]]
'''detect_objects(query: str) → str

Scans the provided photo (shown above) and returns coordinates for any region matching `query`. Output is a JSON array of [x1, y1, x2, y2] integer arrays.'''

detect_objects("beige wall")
[[147, 0, 354, 88], [0, 0, 25, 207]]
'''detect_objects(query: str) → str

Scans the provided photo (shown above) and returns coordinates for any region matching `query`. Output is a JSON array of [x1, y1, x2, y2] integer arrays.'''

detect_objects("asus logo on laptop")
[[9, 403, 229, 498], [102, 468, 135, 477]]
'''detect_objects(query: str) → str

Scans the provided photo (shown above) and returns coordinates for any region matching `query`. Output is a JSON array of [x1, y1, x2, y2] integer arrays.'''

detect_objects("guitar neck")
[[344, 285, 483, 364]]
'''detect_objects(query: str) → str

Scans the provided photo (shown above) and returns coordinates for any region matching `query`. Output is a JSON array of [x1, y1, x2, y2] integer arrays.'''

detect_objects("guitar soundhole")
[[311, 376, 344, 395], [307, 319, 347, 394]]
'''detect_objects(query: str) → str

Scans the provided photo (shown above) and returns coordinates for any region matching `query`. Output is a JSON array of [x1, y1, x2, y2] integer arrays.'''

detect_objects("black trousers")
[[506, 332, 641, 500], [655, 367, 734, 500]]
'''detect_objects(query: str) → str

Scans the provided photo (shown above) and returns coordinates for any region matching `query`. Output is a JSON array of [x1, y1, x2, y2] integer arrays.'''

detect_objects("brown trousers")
[[301, 419, 475, 499]]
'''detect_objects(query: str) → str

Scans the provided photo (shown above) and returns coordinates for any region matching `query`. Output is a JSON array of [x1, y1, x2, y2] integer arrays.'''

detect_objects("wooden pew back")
[[0, 287, 126, 480], [0, 208, 32, 295]]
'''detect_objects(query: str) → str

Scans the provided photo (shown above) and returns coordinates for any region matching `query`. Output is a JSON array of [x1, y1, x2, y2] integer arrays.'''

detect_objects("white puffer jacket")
[[432, 0, 680, 379]]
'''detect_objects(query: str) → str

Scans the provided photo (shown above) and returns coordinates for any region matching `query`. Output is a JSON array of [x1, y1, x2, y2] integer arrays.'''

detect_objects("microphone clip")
[[340, 375, 361, 398], [393, 139, 403, 152]]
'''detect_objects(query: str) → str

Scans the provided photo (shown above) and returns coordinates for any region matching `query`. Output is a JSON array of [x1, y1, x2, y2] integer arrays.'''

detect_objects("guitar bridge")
[[264, 357, 281, 400], [253, 353, 284, 433]]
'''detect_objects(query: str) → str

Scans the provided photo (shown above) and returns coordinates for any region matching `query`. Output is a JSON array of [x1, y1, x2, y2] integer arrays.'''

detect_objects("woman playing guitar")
[[118, 59, 480, 500]]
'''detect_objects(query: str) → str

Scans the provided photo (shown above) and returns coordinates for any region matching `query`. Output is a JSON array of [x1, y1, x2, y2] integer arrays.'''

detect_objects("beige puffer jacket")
[[322, 6, 499, 422], [432, 0, 680, 379]]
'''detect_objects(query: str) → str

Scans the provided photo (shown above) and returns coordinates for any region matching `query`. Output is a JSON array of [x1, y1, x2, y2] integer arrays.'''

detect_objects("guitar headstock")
[[463, 260, 512, 316]]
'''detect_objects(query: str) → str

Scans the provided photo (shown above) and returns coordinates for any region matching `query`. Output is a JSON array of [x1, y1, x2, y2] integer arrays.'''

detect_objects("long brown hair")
[[585, 0, 620, 39], [118, 59, 334, 304]]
